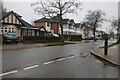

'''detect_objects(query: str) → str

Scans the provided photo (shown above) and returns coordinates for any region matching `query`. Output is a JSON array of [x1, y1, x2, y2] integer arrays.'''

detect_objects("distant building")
[[34, 16, 83, 35], [74, 23, 82, 35]]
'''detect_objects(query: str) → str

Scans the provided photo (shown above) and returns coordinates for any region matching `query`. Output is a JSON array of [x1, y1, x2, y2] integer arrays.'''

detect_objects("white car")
[[52, 34, 60, 37]]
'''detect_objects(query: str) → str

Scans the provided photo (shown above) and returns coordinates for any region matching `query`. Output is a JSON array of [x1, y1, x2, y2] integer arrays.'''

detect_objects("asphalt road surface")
[[2, 40, 119, 78]]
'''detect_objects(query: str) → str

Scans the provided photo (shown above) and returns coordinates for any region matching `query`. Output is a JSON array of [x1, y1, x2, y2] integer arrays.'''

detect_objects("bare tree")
[[0, 0, 7, 14], [85, 10, 106, 41], [111, 19, 118, 30], [31, 0, 81, 37], [111, 19, 120, 42]]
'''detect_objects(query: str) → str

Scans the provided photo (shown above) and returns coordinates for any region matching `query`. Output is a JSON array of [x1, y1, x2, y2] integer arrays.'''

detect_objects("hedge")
[[23, 36, 63, 43], [63, 35, 82, 41]]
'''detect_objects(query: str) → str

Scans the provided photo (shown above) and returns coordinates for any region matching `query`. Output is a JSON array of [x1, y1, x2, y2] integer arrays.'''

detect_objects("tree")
[[111, 19, 118, 30], [111, 19, 120, 42], [0, 0, 7, 14], [85, 10, 106, 41], [31, 0, 81, 36]]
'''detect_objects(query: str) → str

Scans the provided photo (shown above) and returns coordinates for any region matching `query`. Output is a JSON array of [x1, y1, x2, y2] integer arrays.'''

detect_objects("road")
[[2, 40, 119, 78]]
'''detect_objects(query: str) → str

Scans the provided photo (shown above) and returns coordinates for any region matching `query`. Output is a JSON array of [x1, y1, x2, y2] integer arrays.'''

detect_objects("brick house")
[[34, 17, 59, 34], [1, 11, 47, 40]]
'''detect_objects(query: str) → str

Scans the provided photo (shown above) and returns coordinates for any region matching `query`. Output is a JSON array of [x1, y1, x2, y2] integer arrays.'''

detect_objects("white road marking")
[[43, 61, 55, 65], [56, 58, 66, 61], [75, 55, 78, 57], [67, 56, 75, 59], [24, 65, 39, 70], [0, 70, 18, 76]]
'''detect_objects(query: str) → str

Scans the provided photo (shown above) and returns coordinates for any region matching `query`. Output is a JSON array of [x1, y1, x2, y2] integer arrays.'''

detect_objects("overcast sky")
[[4, 0, 119, 32]]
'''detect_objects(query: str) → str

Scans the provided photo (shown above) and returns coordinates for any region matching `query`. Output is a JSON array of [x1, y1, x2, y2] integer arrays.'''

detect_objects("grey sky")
[[4, 1, 118, 32]]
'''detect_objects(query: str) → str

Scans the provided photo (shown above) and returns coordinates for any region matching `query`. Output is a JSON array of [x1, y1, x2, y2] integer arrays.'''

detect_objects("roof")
[[62, 19, 69, 24], [2, 11, 34, 29], [35, 26, 47, 32], [2, 11, 12, 20], [34, 16, 74, 24], [74, 23, 81, 28], [69, 19, 75, 24], [34, 17, 49, 23], [34, 17, 59, 23], [19, 19, 34, 28], [15, 12, 22, 17], [49, 18, 59, 23]]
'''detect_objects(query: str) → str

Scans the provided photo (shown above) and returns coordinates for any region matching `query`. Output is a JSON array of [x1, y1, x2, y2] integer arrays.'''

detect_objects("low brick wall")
[[23, 36, 63, 43]]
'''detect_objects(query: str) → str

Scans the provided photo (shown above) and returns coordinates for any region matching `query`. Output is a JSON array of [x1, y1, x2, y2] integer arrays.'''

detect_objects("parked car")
[[52, 34, 60, 37], [46, 32, 60, 37], [2, 32, 19, 44]]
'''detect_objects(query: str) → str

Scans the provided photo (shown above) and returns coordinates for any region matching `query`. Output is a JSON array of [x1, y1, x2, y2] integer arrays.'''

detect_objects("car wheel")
[[15, 41, 18, 44]]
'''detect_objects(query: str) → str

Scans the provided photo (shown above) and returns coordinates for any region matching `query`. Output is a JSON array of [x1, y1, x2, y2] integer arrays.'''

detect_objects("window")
[[0, 27, 16, 33], [8, 28, 11, 32], [1, 30, 3, 32], [47, 22, 50, 27], [5, 29, 7, 32]]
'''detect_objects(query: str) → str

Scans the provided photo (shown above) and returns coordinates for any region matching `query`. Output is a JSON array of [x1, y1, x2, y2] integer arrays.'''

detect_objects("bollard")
[[104, 38, 108, 55]]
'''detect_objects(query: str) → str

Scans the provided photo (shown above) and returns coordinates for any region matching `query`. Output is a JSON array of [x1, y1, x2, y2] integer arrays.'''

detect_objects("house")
[[59, 19, 76, 35], [1, 11, 47, 40], [74, 23, 82, 35], [34, 16, 83, 35], [34, 15, 84, 36], [34, 17, 59, 34]]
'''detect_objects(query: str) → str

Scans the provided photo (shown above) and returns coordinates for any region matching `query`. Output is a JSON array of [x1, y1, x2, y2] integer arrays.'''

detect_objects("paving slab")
[[91, 44, 120, 66]]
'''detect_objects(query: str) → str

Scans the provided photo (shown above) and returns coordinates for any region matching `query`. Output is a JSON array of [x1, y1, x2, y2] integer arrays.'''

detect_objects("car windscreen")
[[6, 33, 17, 37]]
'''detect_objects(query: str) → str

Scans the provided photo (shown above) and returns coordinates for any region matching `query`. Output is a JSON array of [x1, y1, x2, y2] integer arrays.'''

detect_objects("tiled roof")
[[34, 17, 49, 23], [62, 19, 69, 24], [34, 17, 59, 23], [2, 11, 34, 28], [34, 26, 47, 32], [74, 23, 81, 28], [2, 11, 12, 20]]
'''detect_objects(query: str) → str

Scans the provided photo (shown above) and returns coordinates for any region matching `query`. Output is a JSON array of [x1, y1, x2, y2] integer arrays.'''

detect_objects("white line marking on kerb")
[[24, 65, 39, 70], [56, 58, 66, 61], [0, 70, 18, 76], [44, 61, 55, 65]]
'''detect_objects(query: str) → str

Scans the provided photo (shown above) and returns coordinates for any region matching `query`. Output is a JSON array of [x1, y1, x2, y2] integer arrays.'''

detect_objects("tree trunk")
[[59, 14, 64, 41], [117, 26, 120, 43], [93, 27, 96, 42]]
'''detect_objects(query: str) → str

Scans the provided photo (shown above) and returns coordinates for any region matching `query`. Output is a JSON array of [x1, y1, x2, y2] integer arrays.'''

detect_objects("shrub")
[[62, 35, 82, 41], [23, 36, 63, 43]]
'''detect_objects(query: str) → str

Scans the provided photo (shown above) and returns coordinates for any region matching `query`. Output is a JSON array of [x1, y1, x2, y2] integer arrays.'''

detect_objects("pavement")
[[91, 43, 120, 66], [1, 43, 45, 50]]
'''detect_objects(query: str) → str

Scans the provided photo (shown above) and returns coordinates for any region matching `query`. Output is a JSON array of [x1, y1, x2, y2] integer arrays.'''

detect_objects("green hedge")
[[63, 35, 82, 41], [23, 36, 63, 43]]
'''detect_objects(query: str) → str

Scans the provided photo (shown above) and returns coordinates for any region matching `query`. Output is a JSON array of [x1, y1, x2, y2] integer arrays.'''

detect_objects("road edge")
[[91, 48, 120, 66]]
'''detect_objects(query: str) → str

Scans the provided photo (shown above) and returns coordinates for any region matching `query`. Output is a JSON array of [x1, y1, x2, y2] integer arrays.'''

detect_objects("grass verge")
[[99, 42, 119, 48], [45, 42, 75, 46]]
